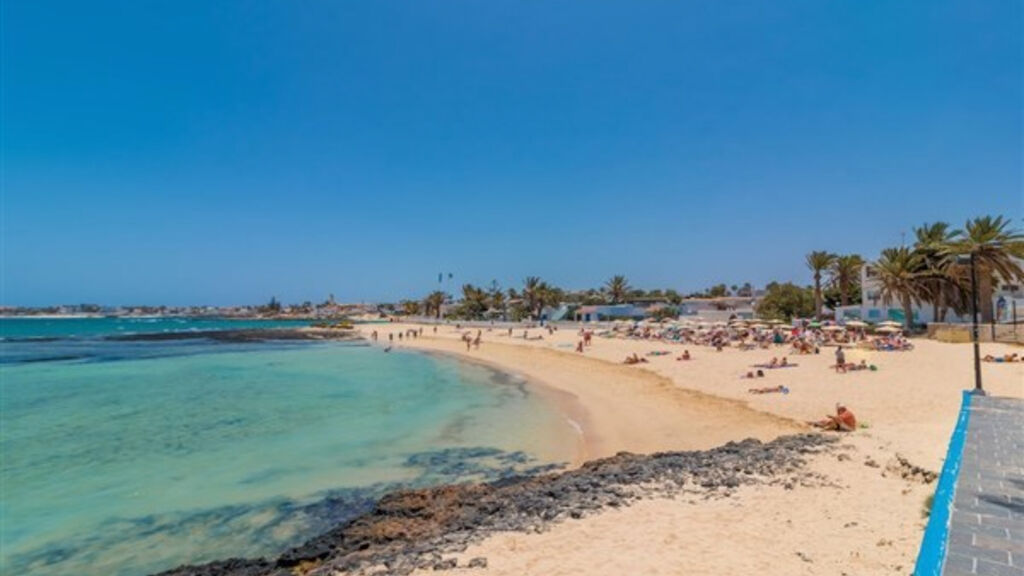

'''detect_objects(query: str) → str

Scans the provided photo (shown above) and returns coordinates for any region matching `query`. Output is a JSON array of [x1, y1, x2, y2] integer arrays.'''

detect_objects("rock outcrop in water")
[[106, 328, 359, 343], [156, 434, 835, 576]]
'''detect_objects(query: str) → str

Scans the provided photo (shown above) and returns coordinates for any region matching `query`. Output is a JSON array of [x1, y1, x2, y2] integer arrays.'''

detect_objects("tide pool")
[[0, 332, 574, 575]]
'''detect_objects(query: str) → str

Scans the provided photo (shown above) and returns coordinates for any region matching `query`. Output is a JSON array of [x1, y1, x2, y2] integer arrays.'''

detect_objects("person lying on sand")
[[623, 353, 648, 365], [833, 359, 875, 372], [749, 385, 789, 394], [753, 361, 798, 369], [983, 353, 1020, 363], [810, 404, 857, 432]]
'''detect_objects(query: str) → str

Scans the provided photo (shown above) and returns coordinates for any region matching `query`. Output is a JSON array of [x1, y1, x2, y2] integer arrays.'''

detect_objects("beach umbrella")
[[878, 321, 902, 327], [749, 323, 769, 329], [876, 326, 902, 333], [845, 320, 868, 328], [808, 321, 822, 328], [821, 325, 844, 331]]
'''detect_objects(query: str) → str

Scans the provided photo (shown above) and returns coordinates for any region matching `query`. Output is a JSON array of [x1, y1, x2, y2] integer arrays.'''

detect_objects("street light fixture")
[[956, 252, 984, 395]]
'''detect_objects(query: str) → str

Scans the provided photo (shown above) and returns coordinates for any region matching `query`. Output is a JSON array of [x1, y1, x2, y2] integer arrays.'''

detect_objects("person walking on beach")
[[388, 333, 393, 342], [835, 346, 846, 373], [371, 330, 377, 341]]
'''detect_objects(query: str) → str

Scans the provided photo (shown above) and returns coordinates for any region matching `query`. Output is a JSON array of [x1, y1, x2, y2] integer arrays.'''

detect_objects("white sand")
[[357, 322, 1023, 575]]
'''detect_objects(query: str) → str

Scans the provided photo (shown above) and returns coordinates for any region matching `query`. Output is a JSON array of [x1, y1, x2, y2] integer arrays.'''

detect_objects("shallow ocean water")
[[0, 319, 574, 575]]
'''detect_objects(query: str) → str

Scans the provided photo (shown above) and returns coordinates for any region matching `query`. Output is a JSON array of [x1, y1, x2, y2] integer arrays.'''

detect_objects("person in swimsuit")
[[812, 404, 857, 431]]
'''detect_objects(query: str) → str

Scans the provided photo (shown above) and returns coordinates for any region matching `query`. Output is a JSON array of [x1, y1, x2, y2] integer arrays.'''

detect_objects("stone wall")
[[927, 323, 1024, 345]]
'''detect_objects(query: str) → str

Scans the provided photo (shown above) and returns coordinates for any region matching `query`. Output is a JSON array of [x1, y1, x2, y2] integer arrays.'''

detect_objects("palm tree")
[[522, 276, 546, 319], [805, 251, 837, 320], [948, 216, 1024, 323], [423, 291, 447, 320], [604, 275, 631, 304], [460, 284, 488, 319], [913, 222, 959, 322], [829, 254, 865, 307], [487, 281, 506, 316], [874, 247, 924, 328], [401, 300, 421, 316]]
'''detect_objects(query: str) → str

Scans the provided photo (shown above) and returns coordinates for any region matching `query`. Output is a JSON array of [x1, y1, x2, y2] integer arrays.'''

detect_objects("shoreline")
[[410, 346, 592, 467], [366, 324, 806, 464], [159, 434, 837, 576]]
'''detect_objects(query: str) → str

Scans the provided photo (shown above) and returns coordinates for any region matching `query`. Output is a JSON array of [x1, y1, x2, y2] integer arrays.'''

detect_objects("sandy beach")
[[357, 322, 1023, 576]]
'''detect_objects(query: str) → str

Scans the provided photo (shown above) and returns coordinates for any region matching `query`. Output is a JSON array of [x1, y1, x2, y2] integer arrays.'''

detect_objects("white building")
[[836, 263, 1023, 324]]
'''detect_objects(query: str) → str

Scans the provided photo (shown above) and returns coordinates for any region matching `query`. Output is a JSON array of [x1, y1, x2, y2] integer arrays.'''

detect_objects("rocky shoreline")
[[156, 434, 836, 576], [105, 328, 360, 343]]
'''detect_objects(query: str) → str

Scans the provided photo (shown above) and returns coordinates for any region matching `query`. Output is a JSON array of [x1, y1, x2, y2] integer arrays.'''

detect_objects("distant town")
[[0, 297, 382, 320]]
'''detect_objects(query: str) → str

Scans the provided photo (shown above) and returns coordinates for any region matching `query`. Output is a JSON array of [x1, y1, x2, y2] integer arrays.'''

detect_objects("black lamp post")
[[958, 252, 984, 395]]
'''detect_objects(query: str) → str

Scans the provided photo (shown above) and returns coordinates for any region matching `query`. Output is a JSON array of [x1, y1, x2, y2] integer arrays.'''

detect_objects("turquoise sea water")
[[0, 319, 574, 576]]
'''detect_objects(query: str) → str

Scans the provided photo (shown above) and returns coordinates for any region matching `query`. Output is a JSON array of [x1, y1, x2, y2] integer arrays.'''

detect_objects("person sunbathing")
[[623, 353, 648, 365], [749, 385, 789, 394], [768, 357, 779, 368], [676, 350, 692, 361], [811, 404, 857, 432], [780, 357, 789, 367]]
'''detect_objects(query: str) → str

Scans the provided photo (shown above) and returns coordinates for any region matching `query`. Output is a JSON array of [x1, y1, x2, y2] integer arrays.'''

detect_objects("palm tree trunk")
[[814, 274, 823, 320], [902, 295, 914, 329], [840, 278, 849, 307], [937, 285, 949, 322], [978, 272, 994, 324]]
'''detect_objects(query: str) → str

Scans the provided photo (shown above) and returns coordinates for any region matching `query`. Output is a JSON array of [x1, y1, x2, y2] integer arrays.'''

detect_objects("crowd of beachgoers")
[[588, 318, 914, 352]]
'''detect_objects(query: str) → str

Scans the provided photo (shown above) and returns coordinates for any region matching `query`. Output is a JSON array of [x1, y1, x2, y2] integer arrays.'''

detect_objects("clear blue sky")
[[3, 1, 1021, 306]]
